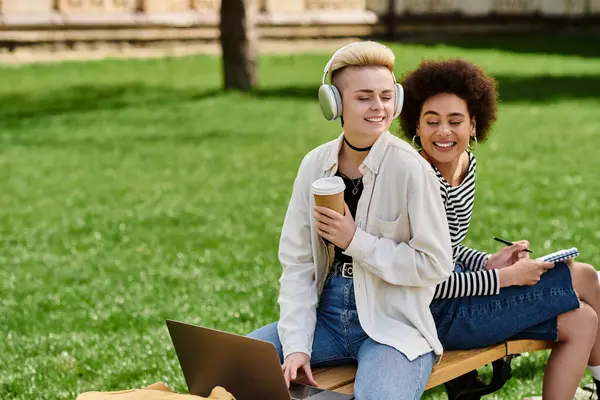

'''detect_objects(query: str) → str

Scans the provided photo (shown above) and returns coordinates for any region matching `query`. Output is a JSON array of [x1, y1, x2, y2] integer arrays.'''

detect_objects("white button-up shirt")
[[277, 131, 453, 361]]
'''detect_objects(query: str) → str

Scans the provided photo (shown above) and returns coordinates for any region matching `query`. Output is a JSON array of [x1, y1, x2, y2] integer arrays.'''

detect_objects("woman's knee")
[[558, 303, 598, 343], [571, 261, 598, 282], [246, 322, 283, 362], [569, 262, 600, 297]]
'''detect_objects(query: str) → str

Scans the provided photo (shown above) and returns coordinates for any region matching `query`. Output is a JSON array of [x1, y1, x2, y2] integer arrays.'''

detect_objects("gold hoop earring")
[[468, 136, 478, 151], [412, 135, 422, 150]]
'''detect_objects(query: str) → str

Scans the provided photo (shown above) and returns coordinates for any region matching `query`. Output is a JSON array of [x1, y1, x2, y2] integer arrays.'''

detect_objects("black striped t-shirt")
[[433, 151, 500, 299]]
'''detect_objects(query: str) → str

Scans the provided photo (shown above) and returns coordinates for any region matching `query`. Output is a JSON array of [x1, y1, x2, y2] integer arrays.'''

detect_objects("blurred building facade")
[[0, 1, 598, 58], [3, 1, 599, 16], [3, 0, 600, 14]]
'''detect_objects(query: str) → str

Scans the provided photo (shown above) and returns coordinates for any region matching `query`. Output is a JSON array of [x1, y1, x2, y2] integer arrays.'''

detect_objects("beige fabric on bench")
[[76, 382, 235, 400]]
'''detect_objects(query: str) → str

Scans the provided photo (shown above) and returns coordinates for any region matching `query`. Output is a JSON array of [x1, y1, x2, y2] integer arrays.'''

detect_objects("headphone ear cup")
[[393, 83, 404, 119], [318, 84, 342, 120], [331, 85, 342, 119]]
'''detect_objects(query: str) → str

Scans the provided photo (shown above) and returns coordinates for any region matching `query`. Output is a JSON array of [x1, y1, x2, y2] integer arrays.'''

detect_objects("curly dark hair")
[[398, 59, 498, 144]]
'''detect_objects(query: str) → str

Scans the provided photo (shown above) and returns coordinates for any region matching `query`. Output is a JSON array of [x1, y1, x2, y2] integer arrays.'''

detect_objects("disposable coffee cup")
[[312, 177, 346, 215]]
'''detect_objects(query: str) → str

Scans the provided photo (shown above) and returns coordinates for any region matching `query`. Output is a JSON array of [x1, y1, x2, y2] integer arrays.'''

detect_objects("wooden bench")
[[309, 339, 555, 399]]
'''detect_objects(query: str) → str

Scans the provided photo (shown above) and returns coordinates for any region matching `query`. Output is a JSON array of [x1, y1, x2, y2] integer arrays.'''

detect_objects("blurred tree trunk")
[[220, 0, 259, 91]]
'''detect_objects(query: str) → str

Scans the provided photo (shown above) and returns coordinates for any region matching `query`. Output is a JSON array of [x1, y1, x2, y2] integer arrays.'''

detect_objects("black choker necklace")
[[344, 136, 372, 152]]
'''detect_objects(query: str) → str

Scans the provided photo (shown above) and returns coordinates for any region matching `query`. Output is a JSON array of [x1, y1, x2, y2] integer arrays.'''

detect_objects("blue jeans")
[[431, 262, 579, 349], [248, 274, 435, 400]]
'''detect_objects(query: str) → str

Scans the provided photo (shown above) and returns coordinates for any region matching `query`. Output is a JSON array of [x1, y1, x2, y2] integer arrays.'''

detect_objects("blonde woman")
[[247, 41, 453, 399]]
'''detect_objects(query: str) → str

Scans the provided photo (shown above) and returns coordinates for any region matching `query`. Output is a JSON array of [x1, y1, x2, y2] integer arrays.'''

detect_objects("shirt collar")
[[323, 131, 392, 175], [323, 133, 344, 172]]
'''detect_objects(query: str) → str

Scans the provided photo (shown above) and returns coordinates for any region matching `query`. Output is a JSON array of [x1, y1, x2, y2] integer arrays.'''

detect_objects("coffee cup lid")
[[311, 176, 346, 196]]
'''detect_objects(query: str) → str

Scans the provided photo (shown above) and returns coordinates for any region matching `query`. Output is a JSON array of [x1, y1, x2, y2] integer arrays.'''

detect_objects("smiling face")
[[417, 92, 476, 164], [334, 65, 395, 146]]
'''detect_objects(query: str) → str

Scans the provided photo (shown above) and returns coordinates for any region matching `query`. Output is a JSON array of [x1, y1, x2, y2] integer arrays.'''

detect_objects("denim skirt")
[[430, 262, 579, 350]]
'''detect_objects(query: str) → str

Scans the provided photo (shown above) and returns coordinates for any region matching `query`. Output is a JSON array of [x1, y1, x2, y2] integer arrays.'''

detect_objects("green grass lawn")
[[1, 34, 600, 399]]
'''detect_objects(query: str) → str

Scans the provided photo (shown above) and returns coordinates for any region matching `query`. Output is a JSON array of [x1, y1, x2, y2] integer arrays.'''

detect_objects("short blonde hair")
[[329, 41, 395, 85]]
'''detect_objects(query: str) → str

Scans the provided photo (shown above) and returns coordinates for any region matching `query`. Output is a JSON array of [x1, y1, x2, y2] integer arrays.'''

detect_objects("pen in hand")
[[493, 236, 534, 253]]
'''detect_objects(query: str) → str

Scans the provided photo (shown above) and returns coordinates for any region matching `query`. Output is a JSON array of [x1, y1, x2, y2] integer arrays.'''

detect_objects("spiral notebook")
[[536, 247, 579, 263]]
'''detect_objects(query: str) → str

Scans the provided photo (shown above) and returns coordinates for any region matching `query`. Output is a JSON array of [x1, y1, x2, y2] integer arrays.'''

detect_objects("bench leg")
[[444, 356, 514, 400]]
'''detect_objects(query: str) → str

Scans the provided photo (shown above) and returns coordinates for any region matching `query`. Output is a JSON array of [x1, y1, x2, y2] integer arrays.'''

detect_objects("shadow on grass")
[[497, 74, 600, 102], [2, 129, 241, 149], [407, 33, 600, 59], [0, 72, 599, 129], [0, 83, 222, 123], [251, 74, 600, 103]]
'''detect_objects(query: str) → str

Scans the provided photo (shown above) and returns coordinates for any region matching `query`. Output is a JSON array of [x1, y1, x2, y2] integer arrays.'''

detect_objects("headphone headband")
[[322, 42, 358, 85]]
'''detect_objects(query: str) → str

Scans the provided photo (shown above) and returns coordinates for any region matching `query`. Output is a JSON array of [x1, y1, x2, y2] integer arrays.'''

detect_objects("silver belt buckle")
[[342, 263, 354, 278]]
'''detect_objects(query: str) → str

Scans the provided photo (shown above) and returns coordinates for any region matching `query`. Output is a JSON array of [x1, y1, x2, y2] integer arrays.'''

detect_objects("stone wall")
[[0, 0, 597, 62], [1, 0, 599, 15]]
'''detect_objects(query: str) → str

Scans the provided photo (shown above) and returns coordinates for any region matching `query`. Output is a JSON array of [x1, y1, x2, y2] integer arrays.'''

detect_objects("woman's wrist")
[[498, 268, 514, 288], [484, 254, 494, 269]]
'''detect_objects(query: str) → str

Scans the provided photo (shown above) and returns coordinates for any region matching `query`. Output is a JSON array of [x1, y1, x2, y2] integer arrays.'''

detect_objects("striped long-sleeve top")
[[433, 151, 500, 299]]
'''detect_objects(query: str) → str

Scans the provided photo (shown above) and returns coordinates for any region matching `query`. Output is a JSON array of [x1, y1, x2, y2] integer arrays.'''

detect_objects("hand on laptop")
[[282, 352, 318, 389]]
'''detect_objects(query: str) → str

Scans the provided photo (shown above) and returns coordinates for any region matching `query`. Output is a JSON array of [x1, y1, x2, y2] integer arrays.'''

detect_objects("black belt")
[[330, 260, 353, 278]]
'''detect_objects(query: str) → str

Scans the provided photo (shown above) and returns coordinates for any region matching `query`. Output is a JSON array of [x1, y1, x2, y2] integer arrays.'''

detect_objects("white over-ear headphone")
[[318, 42, 404, 121]]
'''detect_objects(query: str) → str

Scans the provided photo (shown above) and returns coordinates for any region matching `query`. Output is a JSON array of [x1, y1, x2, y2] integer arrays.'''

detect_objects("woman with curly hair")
[[399, 58, 600, 398]]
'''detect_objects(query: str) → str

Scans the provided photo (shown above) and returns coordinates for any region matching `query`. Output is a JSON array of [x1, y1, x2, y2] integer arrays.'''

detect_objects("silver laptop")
[[166, 320, 354, 400]]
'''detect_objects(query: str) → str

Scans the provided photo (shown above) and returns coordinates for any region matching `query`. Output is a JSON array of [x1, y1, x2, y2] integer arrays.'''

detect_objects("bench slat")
[[333, 383, 354, 395], [506, 339, 554, 355], [425, 344, 506, 389], [313, 365, 357, 391], [309, 339, 553, 395]]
